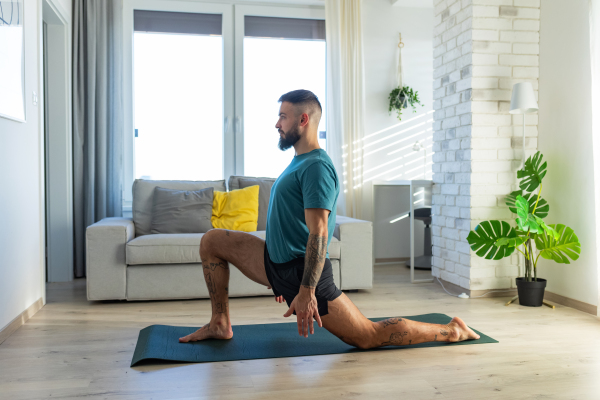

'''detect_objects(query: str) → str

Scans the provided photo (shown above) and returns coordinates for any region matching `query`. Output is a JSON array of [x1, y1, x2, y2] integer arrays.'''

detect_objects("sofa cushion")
[[228, 175, 276, 191], [133, 179, 226, 237], [126, 231, 339, 266], [150, 187, 214, 234], [239, 178, 275, 231]]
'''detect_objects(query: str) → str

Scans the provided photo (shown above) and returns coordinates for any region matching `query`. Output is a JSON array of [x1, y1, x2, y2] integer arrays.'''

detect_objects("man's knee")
[[200, 229, 221, 257], [342, 322, 379, 350]]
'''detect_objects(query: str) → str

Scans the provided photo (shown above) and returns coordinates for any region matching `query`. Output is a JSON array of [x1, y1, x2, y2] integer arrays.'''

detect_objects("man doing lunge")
[[179, 89, 480, 348]]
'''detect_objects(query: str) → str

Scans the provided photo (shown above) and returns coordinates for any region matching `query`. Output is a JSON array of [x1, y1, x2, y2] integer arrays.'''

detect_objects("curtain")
[[589, 0, 600, 314], [73, 0, 124, 278], [325, 0, 366, 219]]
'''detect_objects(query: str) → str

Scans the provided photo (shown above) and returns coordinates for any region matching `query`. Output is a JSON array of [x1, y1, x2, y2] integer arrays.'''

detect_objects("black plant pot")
[[516, 277, 547, 307]]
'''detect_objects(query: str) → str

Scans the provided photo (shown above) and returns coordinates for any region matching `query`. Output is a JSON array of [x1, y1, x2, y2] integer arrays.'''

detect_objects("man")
[[179, 89, 480, 348]]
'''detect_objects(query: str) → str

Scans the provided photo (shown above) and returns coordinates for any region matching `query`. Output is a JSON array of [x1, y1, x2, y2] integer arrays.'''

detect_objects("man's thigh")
[[321, 293, 376, 347], [201, 229, 269, 287]]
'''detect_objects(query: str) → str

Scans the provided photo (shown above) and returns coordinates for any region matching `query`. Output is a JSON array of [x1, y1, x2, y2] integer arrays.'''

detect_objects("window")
[[133, 10, 224, 180], [243, 16, 326, 177], [123, 2, 325, 206]]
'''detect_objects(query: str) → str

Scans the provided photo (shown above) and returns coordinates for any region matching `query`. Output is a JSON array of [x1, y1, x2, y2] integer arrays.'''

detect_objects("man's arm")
[[283, 208, 330, 337], [301, 208, 329, 289]]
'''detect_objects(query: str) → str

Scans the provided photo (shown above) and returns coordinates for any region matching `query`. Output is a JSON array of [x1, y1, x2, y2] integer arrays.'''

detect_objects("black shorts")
[[263, 243, 342, 316]]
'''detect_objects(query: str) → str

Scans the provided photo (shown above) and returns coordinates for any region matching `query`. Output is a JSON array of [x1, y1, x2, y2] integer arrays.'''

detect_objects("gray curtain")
[[73, 0, 124, 278]]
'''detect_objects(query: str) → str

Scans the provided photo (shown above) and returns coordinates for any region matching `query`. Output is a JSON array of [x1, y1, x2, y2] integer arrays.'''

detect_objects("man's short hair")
[[278, 89, 322, 123]]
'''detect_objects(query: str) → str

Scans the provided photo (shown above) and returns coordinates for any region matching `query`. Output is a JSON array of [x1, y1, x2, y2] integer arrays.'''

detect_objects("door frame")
[[41, 0, 74, 283]]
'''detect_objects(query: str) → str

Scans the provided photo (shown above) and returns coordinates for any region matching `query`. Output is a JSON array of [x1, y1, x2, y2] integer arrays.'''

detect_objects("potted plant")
[[388, 85, 424, 121], [466, 151, 581, 306]]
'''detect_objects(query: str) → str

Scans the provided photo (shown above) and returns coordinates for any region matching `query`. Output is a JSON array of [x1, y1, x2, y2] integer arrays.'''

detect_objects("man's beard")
[[278, 125, 301, 151]]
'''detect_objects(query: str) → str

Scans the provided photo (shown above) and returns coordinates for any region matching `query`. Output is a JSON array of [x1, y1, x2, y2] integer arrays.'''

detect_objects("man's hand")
[[267, 285, 284, 303], [283, 286, 322, 337]]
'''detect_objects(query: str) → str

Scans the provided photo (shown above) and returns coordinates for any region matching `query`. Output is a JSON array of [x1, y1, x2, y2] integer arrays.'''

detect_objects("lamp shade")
[[509, 82, 538, 114]]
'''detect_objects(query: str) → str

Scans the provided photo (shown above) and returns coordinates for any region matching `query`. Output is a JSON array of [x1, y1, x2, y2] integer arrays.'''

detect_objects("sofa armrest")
[[86, 217, 135, 300], [334, 215, 373, 290]]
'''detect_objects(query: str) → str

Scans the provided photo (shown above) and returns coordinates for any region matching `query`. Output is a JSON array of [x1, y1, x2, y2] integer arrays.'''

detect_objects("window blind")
[[134, 10, 222, 36], [244, 16, 325, 40]]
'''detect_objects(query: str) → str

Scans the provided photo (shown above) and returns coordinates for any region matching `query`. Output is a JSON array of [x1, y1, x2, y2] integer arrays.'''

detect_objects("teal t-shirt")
[[265, 148, 340, 264]]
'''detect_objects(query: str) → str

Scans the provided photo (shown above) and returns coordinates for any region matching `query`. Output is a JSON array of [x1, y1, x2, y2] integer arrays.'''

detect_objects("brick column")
[[431, 0, 540, 292]]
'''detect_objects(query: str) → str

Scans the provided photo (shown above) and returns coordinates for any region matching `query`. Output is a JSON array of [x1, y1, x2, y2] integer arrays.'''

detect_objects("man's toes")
[[179, 334, 194, 343], [179, 328, 204, 343]]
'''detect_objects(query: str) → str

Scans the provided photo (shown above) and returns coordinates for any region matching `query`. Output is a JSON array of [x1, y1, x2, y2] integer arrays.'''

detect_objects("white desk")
[[371, 180, 434, 284]]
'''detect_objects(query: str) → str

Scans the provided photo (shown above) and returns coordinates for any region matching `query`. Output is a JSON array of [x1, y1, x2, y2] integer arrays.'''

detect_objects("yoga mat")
[[131, 313, 497, 367]]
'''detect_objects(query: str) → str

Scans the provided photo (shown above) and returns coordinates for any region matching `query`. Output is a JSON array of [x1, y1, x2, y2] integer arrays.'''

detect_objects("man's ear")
[[300, 113, 310, 127]]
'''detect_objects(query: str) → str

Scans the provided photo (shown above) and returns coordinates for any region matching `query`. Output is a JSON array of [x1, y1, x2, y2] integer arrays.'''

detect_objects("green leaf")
[[515, 195, 542, 233], [505, 190, 549, 218], [515, 195, 529, 222], [534, 216, 560, 240], [534, 224, 581, 264], [496, 236, 526, 248], [517, 151, 547, 192], [467, 220, 517, 260]]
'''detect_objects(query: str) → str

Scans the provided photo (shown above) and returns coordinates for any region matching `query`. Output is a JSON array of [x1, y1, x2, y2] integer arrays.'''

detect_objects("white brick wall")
[[432, 0, 539, 290]]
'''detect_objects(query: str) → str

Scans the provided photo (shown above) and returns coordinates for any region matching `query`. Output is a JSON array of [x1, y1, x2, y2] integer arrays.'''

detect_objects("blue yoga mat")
[[131, 313, 497, 367]]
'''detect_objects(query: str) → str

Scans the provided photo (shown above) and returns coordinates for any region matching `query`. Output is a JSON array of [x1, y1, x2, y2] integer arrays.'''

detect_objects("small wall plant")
[[388, 85, 424, 121], [466, 151, 581, 281]]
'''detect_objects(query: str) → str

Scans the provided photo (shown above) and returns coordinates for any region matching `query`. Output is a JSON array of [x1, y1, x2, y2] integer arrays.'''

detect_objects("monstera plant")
[[466, 151, 581, 306]]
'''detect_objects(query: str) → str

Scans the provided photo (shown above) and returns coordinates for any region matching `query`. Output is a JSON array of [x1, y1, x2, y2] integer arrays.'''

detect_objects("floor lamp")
[[508, 82, 539, 169]]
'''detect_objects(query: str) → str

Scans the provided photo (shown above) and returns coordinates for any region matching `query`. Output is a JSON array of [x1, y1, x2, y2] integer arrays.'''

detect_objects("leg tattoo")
[[216, 303, 228, 314], [382, 318, 403, 328], [381, 331, 408, 346]]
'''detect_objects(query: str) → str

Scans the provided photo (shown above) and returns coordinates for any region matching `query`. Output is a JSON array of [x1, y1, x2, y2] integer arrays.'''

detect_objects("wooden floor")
[[1, 265, 599, 399]]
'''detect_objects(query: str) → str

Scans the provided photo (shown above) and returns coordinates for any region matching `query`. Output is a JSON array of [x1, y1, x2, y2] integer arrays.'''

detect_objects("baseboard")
[[435, 278, 598, 315], [544, 291, 597, 316], [435, 277, 517, 298], [0, 297, 44, 346], [375, 257, 409, 264]]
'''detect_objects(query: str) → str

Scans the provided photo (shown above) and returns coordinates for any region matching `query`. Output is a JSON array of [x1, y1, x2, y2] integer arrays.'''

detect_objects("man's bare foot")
[[445, 317, 480, 342], [178, 321, 233, 343]]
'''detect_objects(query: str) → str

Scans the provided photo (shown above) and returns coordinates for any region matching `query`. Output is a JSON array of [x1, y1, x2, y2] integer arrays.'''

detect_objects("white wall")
[[538, 0, 598, 306], [361, 0, 433, 260], [0, 1, 45, 331]]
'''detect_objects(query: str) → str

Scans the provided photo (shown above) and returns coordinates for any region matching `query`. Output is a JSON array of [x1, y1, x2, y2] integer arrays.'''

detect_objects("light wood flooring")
[[1, 265, 599, 399]]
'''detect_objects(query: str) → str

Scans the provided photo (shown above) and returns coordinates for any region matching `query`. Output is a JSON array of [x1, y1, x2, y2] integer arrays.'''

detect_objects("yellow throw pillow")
[[211, 185, 260, 232]]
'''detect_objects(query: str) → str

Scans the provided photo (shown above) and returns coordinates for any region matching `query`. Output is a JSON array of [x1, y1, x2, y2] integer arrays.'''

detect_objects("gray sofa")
[[86, 177, 373, 301]]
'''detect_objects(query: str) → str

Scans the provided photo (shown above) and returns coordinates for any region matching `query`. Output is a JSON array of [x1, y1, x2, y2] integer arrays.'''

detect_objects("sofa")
[[86, 177, 373, 301]]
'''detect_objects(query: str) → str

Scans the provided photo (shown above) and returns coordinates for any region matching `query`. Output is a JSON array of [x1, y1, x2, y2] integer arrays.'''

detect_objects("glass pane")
[[243, 37, 326, 178], [134, 32, 223, 180]]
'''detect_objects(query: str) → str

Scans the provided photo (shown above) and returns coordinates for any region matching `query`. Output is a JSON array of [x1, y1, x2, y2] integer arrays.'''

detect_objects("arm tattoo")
[[440, 329, 448, 336], [301, 233, 328, 288]]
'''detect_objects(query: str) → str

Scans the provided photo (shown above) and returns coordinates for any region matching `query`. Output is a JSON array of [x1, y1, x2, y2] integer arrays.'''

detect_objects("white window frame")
[[122, 0, 325, 212]]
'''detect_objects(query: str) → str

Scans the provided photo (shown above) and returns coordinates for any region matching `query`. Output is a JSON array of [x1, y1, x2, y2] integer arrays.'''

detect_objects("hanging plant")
[[388, 85, 424, 121]]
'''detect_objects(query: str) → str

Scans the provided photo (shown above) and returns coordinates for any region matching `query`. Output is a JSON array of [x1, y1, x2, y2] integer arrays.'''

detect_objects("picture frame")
[[0, 0, 26, 122]]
